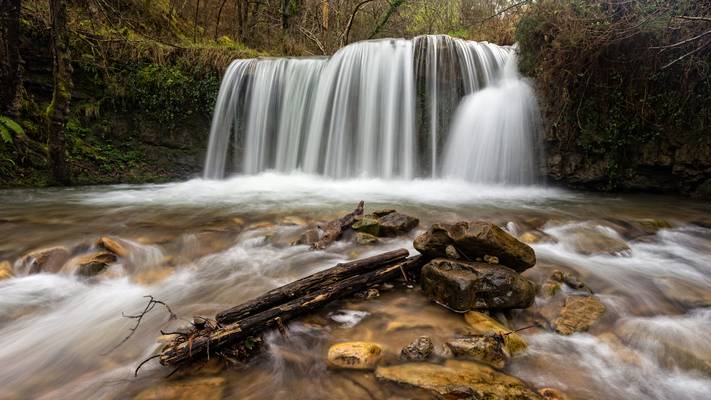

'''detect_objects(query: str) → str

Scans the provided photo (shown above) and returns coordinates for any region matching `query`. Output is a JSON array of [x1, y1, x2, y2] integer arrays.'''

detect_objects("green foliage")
[[119, 63, 219, 125], [0, 116, 26, 144], [516, 0, 711, 189]]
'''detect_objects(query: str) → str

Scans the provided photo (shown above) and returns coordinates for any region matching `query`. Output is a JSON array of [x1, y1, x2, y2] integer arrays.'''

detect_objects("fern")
[[0, 116, 25, 144]]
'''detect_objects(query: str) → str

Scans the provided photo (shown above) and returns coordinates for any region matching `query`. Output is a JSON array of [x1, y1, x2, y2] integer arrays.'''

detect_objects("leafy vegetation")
[[516, 0, 711, 192]]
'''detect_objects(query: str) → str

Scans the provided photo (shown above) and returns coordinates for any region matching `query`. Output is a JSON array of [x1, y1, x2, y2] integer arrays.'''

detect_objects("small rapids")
[[0, 175, 710, 399]]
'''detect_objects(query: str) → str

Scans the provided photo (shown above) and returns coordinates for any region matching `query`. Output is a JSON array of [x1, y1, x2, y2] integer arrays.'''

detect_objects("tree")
[[0, 0, 21, 114], [47, 0, 72, 184]]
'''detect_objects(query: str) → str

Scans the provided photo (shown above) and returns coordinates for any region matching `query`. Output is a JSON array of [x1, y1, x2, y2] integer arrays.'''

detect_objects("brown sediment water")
[[0, 174, 710, 399]]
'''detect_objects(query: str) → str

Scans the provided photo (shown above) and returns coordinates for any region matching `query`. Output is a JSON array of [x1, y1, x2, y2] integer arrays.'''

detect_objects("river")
[[1, 172, 710, 399]]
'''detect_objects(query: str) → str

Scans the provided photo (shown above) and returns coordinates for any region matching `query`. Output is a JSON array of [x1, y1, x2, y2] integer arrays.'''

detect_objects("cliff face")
[[543, 118, 711, 197], [515, 1, 711, 198]]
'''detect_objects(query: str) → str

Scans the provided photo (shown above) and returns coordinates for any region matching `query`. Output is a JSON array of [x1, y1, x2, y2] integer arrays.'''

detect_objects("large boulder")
[[414, 221, 536, 272], [554, 295, 606, 335], [327, 341, 383, 370], [352, 210, 419, 237], [375, 360, 542, 399], [464, 311, 528, 355], [421, 258, 535, 312], [18, 246, 71, 274]]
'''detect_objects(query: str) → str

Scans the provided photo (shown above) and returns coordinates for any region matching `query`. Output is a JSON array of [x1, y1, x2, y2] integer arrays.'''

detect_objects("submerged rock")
[[352, 210, 419, 237], [447, 335, 508, 369], [354, 232, 379, 246], [567, 227, 630, 256], [134, 377, 225, 400], [19, 246, 71, 274], [519, 230, 557, 245], [414, 221, 536, 272], [464, 311, 528, 355], [421, 258, 536, 312], [654, 277, 711, 308], [375, 360, 542, 399], [554, 295, 606, 335], [96, 236, 129, 258], [292, 228, 320, 246], [63, 251, 118, 277], [401, 336, 434, 361], [0, 261, 12, 281], [327, 341, 382, 370]]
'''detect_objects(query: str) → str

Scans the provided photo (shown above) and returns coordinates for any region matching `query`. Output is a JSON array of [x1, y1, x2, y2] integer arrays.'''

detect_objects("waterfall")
[[203, 35, 539, 183], [442, 54, 541, 184]]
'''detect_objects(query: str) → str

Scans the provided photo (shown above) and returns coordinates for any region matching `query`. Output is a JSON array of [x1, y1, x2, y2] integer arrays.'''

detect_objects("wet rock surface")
[[401, 336, 434, 361], [0, 261, 12, 281], [654, 277, 711, 308], [464, 311, 528, 355], [566, 227, 631, 256], [414, 221, 536, 272], [19, 246, 71, 274], [352, 210, 419, 237], [354, 232, 379, 246], [375, 360, 542, 399], [63, 251, 118, 277], [554, 295, 606, 335], [327, 341, 383, 370], [447, 335, 508, 369], [421, 258, 536, 312]]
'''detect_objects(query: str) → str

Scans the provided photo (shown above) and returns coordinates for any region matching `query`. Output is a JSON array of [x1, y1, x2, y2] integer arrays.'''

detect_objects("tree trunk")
[[160, 255, 423, 366], [214, 0, 228, 41], [0, 0, 21, 114], [321, 0, 329, 31], [193, 0, 201, 43], [47, 0, 72, 185], [216, 248, 409, 324]]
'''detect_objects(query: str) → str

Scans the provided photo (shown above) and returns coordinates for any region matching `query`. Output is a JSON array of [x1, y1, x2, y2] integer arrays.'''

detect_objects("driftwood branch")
[[159, 255, 423, 366], [216, 248, 409, 324], [105, 295, 176, 355], [312, 200, 364, 249]]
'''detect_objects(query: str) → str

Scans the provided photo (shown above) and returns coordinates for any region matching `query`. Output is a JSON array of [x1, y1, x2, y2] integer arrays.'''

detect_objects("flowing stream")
[[1, 35, 710, 399], [0, 175, 710, 399]]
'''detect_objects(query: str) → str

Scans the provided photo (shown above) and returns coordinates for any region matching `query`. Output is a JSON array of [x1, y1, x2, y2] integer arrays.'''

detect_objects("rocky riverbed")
[[0, 174, 710, 399]]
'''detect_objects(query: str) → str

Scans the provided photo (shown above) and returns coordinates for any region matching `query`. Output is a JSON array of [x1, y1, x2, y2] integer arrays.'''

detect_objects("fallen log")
[[216, 248, 409, 324], [312, 200, 364, 249], [159, 255, 424, 367]]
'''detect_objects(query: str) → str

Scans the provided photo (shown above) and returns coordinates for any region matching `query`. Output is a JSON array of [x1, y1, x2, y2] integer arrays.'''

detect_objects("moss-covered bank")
[[1, 1, 265, 188], [516, 0, 711, 197]]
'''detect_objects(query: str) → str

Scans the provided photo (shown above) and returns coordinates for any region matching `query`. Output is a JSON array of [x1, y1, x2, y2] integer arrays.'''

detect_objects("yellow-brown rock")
[[96, 236, 129, 258], [0, 261, 13, 281], [327, 341, 382, 370], [375, 360, 542, 399], [554, 295, 606, 335], [464, 311, 528, 355]]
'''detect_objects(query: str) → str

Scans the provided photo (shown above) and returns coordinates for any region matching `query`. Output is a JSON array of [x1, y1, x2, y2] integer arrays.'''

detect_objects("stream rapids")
[[0, 173, 710, 399]]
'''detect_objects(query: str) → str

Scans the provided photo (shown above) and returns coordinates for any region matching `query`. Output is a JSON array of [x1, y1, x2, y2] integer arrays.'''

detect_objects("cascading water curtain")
[[203, 35, 540, 184]]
